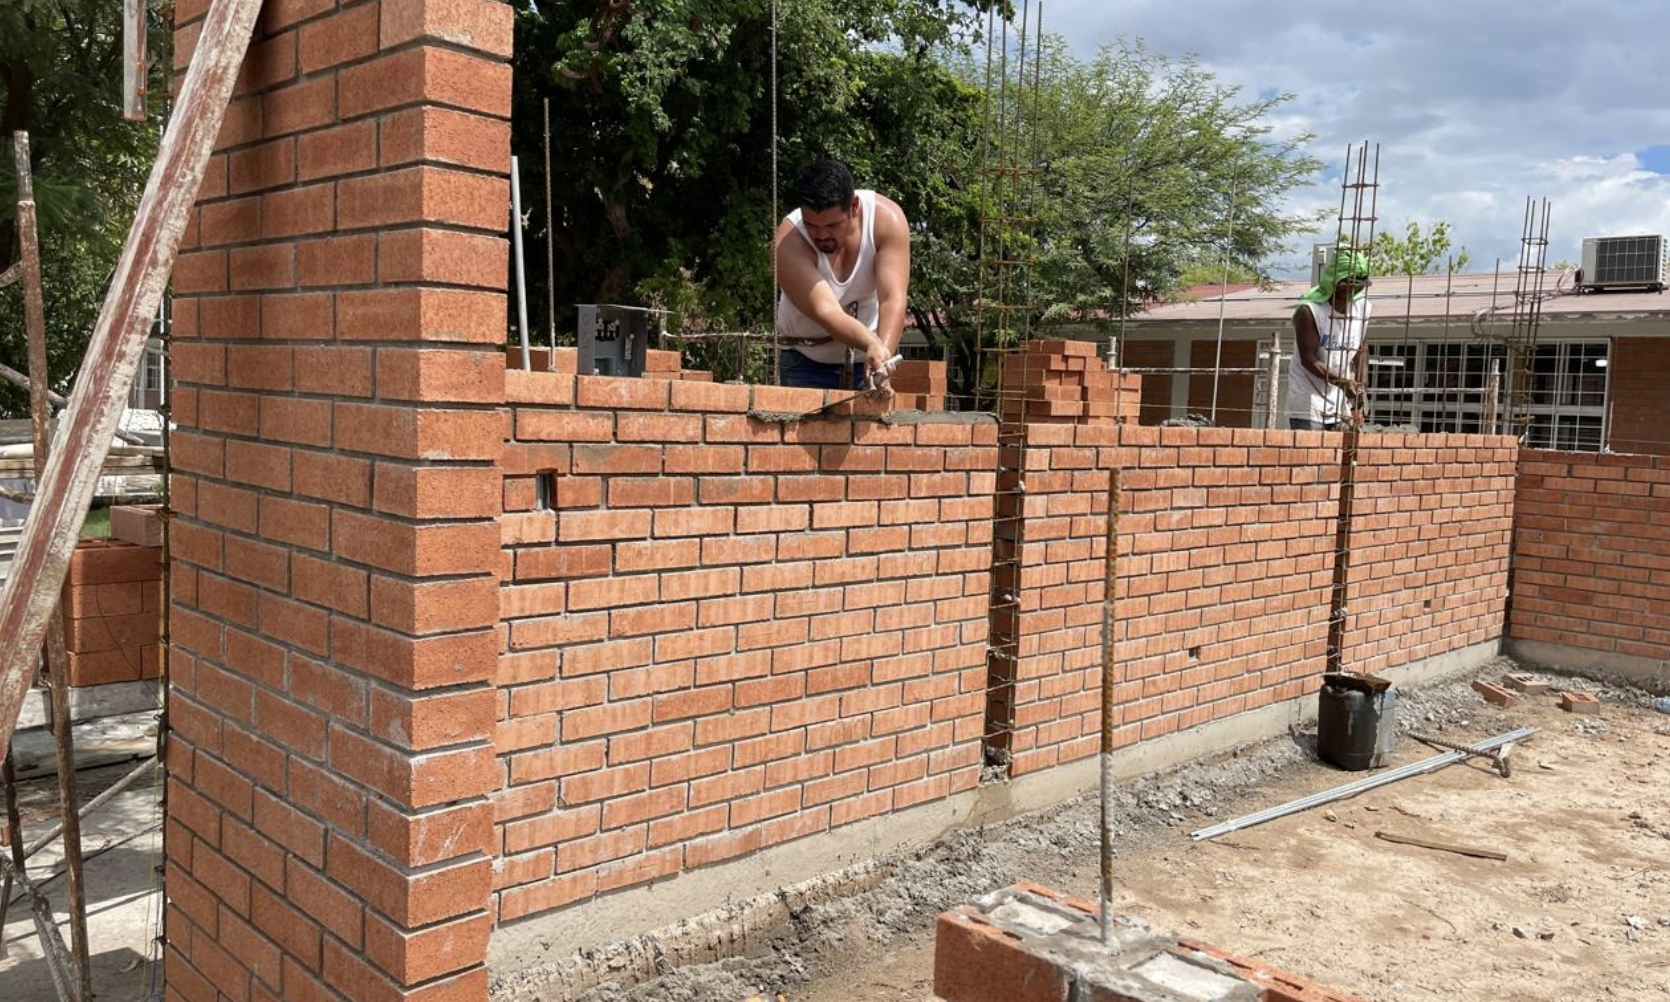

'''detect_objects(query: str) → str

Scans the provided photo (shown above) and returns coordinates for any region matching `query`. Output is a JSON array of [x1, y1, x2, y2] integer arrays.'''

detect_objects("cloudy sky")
[[1043, 0, 1670, 276]]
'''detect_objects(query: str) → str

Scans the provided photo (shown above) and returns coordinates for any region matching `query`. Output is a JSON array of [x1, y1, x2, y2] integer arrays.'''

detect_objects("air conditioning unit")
[[1579, 235, 1666, 292], [1310, 243, 1335, 287]]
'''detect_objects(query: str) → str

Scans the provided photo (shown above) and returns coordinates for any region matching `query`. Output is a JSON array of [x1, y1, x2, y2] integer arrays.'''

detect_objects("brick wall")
[[492, 374, 992, 921], [60, 540, 164, 687], [995, 428, 1517, 776], [166, 2, 513, 1001], [1510, 449, 1670, 661], [1606, 338, 1670, 457], [1342, 436, 1515, 675], [997, 426, 1339, 775]]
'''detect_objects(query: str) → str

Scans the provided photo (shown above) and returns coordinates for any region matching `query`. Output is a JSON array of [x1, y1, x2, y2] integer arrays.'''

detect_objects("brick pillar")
[[166, 3, 511, 1001]]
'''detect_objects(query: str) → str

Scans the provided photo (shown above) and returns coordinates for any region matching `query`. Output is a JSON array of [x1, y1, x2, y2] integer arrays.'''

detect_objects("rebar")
[[1099, 468, 1120, 945], [1192, 727, 1537, 840]]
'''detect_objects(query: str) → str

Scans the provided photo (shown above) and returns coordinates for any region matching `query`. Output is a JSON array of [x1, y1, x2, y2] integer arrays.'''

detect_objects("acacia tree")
[[912, 38, 1324, 397], [0, 0, 171, 416]]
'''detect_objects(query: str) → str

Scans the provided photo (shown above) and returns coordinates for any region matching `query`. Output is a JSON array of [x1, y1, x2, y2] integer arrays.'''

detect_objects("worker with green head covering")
[[1287, 245, 1373, 429]]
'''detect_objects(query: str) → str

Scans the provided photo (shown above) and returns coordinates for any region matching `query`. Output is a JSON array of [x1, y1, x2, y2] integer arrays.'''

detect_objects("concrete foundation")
[[1506, 638, 1670, 694], [486, 639, 1501, 998]]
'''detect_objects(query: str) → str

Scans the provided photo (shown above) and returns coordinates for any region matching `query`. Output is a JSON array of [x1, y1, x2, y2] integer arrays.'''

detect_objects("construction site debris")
[[1373, 830, 1508, 862], [1190, 727, 1537, 841]]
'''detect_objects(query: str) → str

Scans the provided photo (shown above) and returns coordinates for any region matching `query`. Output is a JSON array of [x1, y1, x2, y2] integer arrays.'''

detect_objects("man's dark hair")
[[793, 159, 856, 212]]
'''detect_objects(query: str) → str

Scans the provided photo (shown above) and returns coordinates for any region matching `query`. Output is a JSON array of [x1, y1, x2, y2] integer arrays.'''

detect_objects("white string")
[[770, 0, 781, 384]]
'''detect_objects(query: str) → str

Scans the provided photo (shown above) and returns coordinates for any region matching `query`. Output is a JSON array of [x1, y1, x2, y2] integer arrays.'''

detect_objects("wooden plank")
[[0, 0, 265, 757], [123, 0, 148, 122], [1374, 830, 1508, 862]]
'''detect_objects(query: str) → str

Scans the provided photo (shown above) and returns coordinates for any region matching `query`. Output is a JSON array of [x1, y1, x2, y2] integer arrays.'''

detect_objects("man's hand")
[[1332, 375, 1361, 399], [864, 340, 896, 384]]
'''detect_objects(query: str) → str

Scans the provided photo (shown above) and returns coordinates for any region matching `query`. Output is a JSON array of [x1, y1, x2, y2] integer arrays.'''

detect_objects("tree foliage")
[[1372, 219, 1471, 276], [0, 0, 172, 416]]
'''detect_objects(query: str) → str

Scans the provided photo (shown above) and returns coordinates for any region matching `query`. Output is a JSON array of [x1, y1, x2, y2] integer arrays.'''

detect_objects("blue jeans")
[[779, 349, 865, 389]]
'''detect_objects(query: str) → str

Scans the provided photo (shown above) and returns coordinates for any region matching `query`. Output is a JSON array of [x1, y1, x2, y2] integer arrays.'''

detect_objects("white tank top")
[[776, 189, 880, 364], [1286, 298, 1371, 425]]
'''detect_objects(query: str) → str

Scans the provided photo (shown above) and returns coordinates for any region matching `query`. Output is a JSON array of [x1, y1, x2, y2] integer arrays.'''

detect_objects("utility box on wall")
[[577, 304, 654, 377]]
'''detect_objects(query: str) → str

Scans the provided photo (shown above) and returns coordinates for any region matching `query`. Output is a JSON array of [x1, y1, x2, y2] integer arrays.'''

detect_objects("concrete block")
[[1502, 672, 1550, 694], [1559, 691, 1600, 714], [932, 882, 1376, 1002], [1472, 679, 1517, 707]]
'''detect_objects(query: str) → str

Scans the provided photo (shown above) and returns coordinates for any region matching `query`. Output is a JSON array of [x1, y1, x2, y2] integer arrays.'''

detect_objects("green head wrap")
[[1301, 246, 1372, 304]]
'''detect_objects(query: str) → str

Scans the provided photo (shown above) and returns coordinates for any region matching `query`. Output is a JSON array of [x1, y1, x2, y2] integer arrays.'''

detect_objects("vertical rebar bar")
[[510, 155, 532, 371], [543, 98, 556, 351], [1099, 466, 1121, 946], [15, 129, 91, 1001]]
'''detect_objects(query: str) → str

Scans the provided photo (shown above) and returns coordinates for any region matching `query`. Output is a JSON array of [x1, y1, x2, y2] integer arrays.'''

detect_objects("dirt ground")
[[570, 663, 1670, 1002]]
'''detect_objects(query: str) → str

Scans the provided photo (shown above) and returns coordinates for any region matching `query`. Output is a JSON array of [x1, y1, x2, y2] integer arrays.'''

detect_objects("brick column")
[[167, 3, 511, 1001]]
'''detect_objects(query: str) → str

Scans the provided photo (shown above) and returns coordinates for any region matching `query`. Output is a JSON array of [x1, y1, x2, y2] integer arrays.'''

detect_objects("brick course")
[[493, 375, 991, 920], [1510, 449, 1670, 661]]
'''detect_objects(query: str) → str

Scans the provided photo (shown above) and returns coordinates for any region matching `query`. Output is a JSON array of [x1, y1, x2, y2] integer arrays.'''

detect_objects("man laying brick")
[[1288, 246, 1373, 430], [774, 159, 911, 389]]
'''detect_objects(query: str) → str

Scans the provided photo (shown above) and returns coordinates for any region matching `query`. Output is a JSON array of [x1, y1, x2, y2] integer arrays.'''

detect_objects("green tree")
[[919, 38, 1322, 395], [1372, 219, 1471, 276], [512, 0, 998, 379], [0, 0, 172, 416]]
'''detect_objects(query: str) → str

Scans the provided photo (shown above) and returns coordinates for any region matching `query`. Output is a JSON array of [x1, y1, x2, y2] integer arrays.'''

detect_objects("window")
[[1362, 340, 1608, 449], [129, 340, 166, 411]]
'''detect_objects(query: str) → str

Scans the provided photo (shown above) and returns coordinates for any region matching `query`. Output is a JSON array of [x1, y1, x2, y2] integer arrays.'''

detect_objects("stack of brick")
[[506, 346, 715, 381], [888, 359, 947, 410], [494, 372, 995, 920], [1343, 434, 1516, 675], [998, 340, 1140, 425], [1510, 449, 1670, 662], [59, 539, 163, 687]]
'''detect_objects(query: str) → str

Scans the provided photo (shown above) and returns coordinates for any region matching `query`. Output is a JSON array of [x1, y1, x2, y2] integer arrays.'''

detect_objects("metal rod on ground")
[[0, 0, 265, 771], [1099, 467, 1120, 946], [1411, 731, 1513, 778], [1191, 727, 1537, 840], [14, 129, 91, 1002], [511, 155, 532, 372], [0, 362, 147, 446], [23, 756, 160, 861]]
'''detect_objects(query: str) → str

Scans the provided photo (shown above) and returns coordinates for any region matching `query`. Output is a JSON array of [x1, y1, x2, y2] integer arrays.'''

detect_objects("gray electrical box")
[[577, 305, 653, 377]]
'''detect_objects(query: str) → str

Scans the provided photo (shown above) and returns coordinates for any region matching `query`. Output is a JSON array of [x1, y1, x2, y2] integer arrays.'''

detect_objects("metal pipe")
[[510, 155, 532, 372], [23, 756, 160, 860], [1191, 727, 1537, 840], [14, 129, 91, 1001], [543, 99, 556, 352], [1099, 467, 1121, 945]]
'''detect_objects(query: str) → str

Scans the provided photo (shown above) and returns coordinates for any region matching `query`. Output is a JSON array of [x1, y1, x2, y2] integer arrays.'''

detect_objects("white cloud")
[[1041, 0, 1670, 272]]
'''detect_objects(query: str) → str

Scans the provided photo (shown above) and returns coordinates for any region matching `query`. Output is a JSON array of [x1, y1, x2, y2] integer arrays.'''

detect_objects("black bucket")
[[1317, 673, 1397, 771]]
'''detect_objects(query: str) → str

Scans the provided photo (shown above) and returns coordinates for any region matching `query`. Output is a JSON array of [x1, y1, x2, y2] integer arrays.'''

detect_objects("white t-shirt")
[[1287, 298, 1371, 425], [776, 190, 880, 364]]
